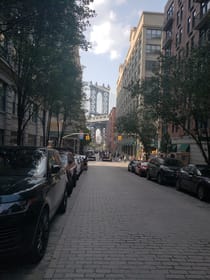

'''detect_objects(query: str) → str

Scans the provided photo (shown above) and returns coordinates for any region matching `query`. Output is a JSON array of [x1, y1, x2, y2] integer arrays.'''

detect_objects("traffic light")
[[85, 134, 90, 141], [117, 135, 122, 141]]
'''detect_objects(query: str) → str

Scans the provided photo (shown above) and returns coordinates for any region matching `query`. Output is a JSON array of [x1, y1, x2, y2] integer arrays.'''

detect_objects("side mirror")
[[51, 164, 60, 174]]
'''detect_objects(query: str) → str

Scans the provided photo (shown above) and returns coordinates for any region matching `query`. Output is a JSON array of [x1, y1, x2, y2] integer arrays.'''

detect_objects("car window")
[[198, 166, 210, 178], [164, 158, 182, 167], [59, 152, 67, 165], [48, 150, 61, 169], [0, 148, 47, 176]]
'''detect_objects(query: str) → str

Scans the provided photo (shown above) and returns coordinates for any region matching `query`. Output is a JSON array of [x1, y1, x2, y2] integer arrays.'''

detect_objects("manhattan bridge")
[[84, 82, 110, 148]]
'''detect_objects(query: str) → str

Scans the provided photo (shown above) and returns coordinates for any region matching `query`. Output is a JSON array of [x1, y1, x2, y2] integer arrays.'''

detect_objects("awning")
[[171, 144, 177, 152], [177, 143, 190, 152]]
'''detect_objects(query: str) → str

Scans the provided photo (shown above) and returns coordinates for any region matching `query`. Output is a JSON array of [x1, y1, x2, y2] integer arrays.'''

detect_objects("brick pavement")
[[1, 161, 210, 280], [42, 162, 210, 280]]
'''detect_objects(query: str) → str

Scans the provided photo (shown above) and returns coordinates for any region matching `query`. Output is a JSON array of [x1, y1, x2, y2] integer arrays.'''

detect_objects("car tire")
[[157, 173, 164, 185], [30, 209, 49, 263], [146, 170, 151, 180], [59, 187, 68, 214], [73, 176, 77, 188], [197, 185, 206, 201]]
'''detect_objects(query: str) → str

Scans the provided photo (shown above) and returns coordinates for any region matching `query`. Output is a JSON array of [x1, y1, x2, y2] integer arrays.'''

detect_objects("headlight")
[[0, 199, 33, 215]]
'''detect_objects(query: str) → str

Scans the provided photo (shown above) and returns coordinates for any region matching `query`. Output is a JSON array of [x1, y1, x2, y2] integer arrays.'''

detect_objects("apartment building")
[[162, 0, 210, 164], [116, 12, 164, 156]]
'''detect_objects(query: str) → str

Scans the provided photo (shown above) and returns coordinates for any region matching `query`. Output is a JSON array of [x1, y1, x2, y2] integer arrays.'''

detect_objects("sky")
[[80, 0, 167, 112]]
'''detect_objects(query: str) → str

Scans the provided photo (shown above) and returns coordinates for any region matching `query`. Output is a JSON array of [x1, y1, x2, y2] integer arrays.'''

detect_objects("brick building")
[[162, 0, 210, 164]]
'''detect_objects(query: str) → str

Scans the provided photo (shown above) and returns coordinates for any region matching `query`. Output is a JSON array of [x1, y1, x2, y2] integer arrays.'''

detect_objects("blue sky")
[[80, 0, 167, 110]]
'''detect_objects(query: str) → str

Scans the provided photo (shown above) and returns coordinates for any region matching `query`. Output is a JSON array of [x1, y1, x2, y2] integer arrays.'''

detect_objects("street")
[[1, 161, 210, 280]]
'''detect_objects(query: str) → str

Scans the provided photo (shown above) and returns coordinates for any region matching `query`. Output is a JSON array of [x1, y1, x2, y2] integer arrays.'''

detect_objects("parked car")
[[176, 164, 210, 201], [59, 150, 77, 195], [147, 157, 183, 185], [74, 154, 83, 179], [80, 154, 88, 170], [128, 160, 140, 173], [0, 146, 68, 263], [86, 150, 96, 161], [101, 151, 112, 162], [135, 161, 148, 177]]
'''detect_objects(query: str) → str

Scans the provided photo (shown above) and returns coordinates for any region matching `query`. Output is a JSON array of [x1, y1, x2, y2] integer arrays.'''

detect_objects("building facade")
[[116, 12, 164, 157], [106, 107, 116, 154], [0, 58, 44, 146], [162, 0, 210, 164]]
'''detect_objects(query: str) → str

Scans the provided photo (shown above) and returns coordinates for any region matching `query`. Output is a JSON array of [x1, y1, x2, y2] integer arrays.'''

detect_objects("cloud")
[[87, 0, 130, 60]]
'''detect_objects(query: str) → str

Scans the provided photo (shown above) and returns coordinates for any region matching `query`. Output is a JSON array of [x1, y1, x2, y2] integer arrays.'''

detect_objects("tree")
[[0, 0, 95, 145], [116, 109, 157, 156], [141, 44, 210, 164]]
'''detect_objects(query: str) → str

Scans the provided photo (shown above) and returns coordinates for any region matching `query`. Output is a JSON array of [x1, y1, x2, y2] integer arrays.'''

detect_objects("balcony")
[[163, 14, 174, 31], [194, 10, 210, 29], [162, 33, 173, 49]]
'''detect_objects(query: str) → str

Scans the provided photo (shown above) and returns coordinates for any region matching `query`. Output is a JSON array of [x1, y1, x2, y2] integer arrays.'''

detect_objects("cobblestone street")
[[1, 161, 210, 280]]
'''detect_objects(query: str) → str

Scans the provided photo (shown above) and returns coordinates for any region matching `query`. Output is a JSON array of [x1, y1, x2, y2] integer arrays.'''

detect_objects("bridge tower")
[[89, 82, 110, 116]]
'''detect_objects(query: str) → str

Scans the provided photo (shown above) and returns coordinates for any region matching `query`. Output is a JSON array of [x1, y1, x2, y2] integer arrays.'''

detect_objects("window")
[[12, 93, 16, 114], [145, 60, 159, 72], [201, 2, 210, 16], [192, 10, 196, 28], [0, 129, 4, 145], [177, 11, 180, 26], [180, 6, 183, 22], [191, 36, 195, 49], [187, 17, 191, 34], [146, 29, 162, 40], [188, 0, 193, 10], [28, 134, 36, 146], [146, 44, 161, 54], [180, 28, 183, 43], [32, 104, 38, 123], [165, 48, 171, 56], [167, 2, 174, 19], [186, 42, 189, 56], [176, 33, 179, 47], [10, 131, 17, 145], [0, 82, 6, 112]]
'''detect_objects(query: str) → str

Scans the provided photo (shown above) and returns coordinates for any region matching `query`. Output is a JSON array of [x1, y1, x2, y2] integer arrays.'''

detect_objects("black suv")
[[147, 157, 183, 185], [0, 146, 68, 263]]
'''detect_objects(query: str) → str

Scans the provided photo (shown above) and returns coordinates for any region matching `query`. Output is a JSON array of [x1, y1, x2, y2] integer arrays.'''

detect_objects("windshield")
[[0, 148, 47, 177], [197, 166, 210, 178], [164, 158, 183, 167]]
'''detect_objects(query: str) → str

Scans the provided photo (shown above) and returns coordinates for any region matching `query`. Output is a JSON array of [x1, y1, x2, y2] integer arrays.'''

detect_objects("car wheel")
[[176, 179, 182, 191], [67, 181, 73, 197], [197, 185, 206, 201], [59, 187, 68, 214], [73, 176, 77, 188], [30, 209, 49, 263], [146, 170, 151, 180], [157, 173, 164, 185]]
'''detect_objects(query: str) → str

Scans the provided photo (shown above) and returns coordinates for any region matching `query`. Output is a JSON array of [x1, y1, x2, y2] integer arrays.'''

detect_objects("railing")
[[163, 14, 174, 31]]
